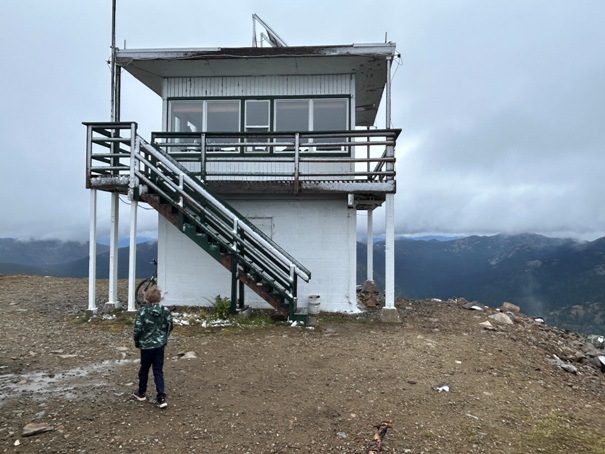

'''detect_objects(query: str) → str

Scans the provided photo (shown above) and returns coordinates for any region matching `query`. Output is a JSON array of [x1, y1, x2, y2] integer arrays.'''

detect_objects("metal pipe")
[[88, 190, 97, 314], [110, 0, 117, 122]]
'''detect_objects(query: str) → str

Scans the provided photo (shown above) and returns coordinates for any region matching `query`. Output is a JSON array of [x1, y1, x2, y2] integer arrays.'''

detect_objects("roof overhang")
[[116, 43, 396, 127]]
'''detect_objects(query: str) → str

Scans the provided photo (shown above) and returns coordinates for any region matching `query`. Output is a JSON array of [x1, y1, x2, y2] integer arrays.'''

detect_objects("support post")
[[107, 193, 120, 309], [238, 280, 245, 310], [88, 190, 98, 315], [230, 258, 238, 314], [127, 127, 139, 312], [367, 210, 374, 281], [127, 200, 138, 311], [106, 0, 121, 311], [380, 193, 400, 322], [380, 54, 400, 323]]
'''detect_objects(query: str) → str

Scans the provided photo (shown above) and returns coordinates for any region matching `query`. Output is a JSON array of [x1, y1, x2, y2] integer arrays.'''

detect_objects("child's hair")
[[144, 287, 162, 304]]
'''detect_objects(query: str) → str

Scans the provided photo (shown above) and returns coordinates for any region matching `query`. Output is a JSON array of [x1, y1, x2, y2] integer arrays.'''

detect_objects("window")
[[245, 100, 270, 151], [275, 100, 310, 150], [312, 99, 348, 150], [168, 101, 203, 147], [206, 100, 240, 151], [313, 99, 347, 131], [167, 97, 349, 153], [245, 100, 270, 132], [274, 100, 310, 132], [170, 101, 203, 133], [206, 101, 240, 132]]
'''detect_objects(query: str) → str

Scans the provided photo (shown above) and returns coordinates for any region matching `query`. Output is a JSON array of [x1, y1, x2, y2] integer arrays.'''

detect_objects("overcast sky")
[[1, 0, 604, 242]]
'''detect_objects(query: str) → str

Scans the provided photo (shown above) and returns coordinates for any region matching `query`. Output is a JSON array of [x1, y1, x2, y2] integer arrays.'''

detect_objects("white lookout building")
[[85, 20, 401, 322]]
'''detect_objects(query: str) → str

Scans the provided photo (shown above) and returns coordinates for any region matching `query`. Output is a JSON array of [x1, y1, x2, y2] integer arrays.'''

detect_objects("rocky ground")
[[2, 275, 605, 453]]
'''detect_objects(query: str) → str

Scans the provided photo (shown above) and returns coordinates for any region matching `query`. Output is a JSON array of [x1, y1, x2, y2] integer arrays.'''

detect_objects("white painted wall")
[[157, 196, 359, 313], [155, 73, 360, 314], [165, 75, 353, 98]]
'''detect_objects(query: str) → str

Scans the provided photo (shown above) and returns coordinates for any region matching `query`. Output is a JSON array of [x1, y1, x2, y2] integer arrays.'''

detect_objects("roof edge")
[[116, 42, 397, 62]]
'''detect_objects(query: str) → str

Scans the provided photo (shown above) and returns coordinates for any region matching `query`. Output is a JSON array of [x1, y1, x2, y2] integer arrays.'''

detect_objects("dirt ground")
[[2, 275, 605, 453]]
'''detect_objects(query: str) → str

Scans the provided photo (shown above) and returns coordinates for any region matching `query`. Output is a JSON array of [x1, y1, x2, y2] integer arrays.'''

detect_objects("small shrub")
[[211, 295, 232, 320]]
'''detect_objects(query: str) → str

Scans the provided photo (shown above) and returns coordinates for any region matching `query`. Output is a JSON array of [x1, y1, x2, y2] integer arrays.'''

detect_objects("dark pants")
[[137, 347, 166, 400]]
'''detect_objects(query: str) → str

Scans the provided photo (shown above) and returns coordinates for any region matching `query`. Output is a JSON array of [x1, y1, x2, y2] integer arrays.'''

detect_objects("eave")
[[116, 43, 396, 127]]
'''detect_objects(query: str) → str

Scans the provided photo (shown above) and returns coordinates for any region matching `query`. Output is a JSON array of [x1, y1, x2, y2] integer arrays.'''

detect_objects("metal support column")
[[380, 54, 400, 322], [127, 200, 138, 312], [238, 280, 245, 310], [384, 193, 395, 309], [108, 193, 120, 307], [88, 190, 98, 314], [127, 126, 139, 312], [107, 0, 122, 309], [230, 258, 239, 314], [367, 209, 374, 281]]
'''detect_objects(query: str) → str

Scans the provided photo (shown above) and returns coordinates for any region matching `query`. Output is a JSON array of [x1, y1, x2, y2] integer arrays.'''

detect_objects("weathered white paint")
[[88, 189, 97, 314], [384, 55, 395, 309], [148, 59, 389, 314], [384, 192, 395, 308], [367, 209, 373, 281], [204, 159, 354, 182], [158, 196, 357, 312], [108, 193, 120, 307], [127, 200, 138, 312], [166, 75, 353, 98]]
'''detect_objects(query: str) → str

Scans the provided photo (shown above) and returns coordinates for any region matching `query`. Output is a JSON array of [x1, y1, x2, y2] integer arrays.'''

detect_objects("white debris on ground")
[[170, 312, 233, 327], [170, 312, 305, 328]]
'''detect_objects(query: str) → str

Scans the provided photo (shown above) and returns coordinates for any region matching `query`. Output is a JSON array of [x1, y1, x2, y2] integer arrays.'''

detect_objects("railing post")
[[85, 124, 94, 189], [200, 133, 206, 181], [178, 174, 184, 207], [386, 134, 395, 181], [366, 127, 371, 181], [294, 133, 300, 194], [129, 127, 138, 201], [127, 127, 139, 313]]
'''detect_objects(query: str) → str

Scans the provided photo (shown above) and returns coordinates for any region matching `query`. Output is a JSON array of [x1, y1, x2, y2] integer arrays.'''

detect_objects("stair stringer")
[[140, 192, 296, 320]]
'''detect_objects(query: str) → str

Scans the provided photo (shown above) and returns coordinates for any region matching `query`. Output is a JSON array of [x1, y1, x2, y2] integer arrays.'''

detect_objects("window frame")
[[166, 96, 351, 156]]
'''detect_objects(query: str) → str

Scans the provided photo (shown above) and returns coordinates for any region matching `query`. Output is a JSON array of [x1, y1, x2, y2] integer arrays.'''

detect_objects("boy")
[[132, 286, 173, 408]]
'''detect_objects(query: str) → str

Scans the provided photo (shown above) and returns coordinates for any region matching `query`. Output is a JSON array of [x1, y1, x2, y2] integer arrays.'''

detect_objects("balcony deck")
[[85, 123, 400, 210]]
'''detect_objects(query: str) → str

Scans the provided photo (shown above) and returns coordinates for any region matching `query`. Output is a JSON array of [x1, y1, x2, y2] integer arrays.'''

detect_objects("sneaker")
[[132, 390, 146, 402], [156, 397, 168, 409]]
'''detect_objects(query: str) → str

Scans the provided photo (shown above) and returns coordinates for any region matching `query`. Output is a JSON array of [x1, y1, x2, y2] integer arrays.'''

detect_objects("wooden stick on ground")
[[366, 420, 392, 454]]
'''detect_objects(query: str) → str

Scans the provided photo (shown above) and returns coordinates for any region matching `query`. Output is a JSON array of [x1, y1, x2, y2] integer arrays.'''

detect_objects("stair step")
[[137, 143, 303, 318]]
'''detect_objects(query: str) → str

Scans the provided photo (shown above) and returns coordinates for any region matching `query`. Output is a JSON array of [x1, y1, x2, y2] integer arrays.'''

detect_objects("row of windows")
[[169, 98, 349, 135]]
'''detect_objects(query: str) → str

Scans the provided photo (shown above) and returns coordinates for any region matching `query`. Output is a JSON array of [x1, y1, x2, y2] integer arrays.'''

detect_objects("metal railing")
[[150, 129, 400, 184], [84, 122, 311, 304], [136, 138, 311, 294], [85, 121, 138, 189]]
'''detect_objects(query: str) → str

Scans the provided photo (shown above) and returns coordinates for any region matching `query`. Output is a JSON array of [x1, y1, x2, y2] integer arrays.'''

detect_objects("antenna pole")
[[252, 14, 257, 47], [110, 0, 120, 121]]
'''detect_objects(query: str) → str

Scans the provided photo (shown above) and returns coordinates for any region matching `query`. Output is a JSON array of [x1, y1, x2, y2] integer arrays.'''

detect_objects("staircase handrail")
[[135, 137, 312, 285]]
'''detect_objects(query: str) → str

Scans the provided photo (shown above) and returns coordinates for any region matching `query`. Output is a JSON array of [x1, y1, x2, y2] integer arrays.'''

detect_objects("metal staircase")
[[85, 122, 311, 321]]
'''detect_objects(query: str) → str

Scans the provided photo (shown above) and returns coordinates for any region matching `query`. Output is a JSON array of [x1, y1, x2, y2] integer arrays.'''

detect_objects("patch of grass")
[[520, 411, 605, 453], [68, 301, 310, 335]]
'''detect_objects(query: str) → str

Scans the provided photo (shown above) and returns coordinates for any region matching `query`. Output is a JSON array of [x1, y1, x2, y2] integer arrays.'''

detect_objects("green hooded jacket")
[[133, 303, 173, 350]]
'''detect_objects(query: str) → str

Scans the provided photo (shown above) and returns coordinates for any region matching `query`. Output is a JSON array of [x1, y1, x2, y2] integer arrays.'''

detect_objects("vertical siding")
[[165, 75, 353, 98]]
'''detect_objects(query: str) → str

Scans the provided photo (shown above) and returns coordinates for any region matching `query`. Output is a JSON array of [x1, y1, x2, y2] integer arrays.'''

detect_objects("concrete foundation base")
[[102, 302, 122, 313], [236, 307, 252, 319], [379, 307, 402, 323]]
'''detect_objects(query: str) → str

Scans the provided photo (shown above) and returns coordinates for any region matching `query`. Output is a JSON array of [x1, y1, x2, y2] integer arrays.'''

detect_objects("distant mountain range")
[[2, 234, 605, 333], [358, 233, 605, 334], [0, 238, 157, 279]]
